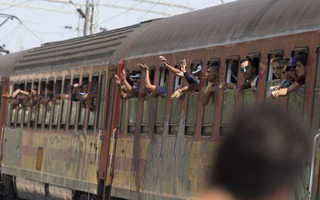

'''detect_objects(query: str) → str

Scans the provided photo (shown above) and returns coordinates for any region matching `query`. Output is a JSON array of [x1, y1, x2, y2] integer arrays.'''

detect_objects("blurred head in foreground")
[[201, 107, 310, 200]]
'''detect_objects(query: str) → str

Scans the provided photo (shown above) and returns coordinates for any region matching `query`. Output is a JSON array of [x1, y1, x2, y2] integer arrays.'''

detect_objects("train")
[[1, 0, 320, 199]]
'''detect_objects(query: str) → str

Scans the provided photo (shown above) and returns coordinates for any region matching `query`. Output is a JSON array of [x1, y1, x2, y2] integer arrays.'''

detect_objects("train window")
[[128, 98, 138, 134], [242, 53, 260, 112], [201, 59, 220, 136], [69, 75, 79, 130], [60, 76, 70, 130], [154, 67, 168, 134], [10, 82, 20, 127], [169, 63, 184, 135], [87, 74, 99, 132], [16, 81, 25, 127], [52, 77, 62, 130], [0, 85, 2, 114], [23, 80, 32, 128], [220, 56, 239, 136], [185, 60, 201, 136], [173, 64, 182, 91], [311, 47, 320, 135], [96, 72, 106, 131], [44, 78, 54, 129], [287, 47, 308, 116], [78, 75, 89, 130], [104, 77, 115, 134], [265, 50, 283, 106], [141, 66, 154, 134], [30, 80, 39, 129], [5, 82, 12, 126], [37, 79, 46, 129]]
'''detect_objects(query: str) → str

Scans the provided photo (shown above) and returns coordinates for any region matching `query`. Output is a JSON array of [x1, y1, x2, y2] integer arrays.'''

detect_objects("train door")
[[97, 71, 117, 191], [310, 47, 320, 200], [0, 77, 8, 162]]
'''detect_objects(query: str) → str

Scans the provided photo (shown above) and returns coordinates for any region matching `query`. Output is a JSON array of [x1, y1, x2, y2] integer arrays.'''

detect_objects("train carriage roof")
[[0, 50, 28, 77], [126, 0, 320, 59], [5, 0, 320, 75]]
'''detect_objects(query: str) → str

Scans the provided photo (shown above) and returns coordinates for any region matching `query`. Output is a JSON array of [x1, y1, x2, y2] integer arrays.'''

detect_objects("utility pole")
[[83, 0, 90, 36]]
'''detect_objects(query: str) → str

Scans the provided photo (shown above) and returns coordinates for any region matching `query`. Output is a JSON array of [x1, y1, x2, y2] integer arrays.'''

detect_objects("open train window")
[[69, 75, 79, 130], [37, 79, 46, 129], [265, 50, 283, 105], [96, 72, 106, 132], [29, 80, 39, 129], [60, 76, 70, 130], [16, 81, 25, 127], [154, 67, 169, 134], [140, 66, 155, 134], [201, 58, 220, 136], [185, 60, 202, 136], [220, 56, 239, 136], [242, 53, 260, 112], [23, 80, 32, 128], [169, 63, 183, 135], [173, 63, 182, 92], [52, 77, 62, 130], [287, 47, 309, 116], [44, 78, 54, 129], [78, 74, 89, 130], [9, 82, 19, 127], [86, 73, 99, 132]]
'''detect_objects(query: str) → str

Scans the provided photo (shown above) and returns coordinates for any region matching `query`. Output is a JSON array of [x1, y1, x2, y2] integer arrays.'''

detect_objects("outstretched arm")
[[12, 89, 30, 98], [115, 74, 133, 99], [271, 82, 301, 98], [120, 69, 133, 92], [137, 63, 157, 92], [159, 56, 184, 78]]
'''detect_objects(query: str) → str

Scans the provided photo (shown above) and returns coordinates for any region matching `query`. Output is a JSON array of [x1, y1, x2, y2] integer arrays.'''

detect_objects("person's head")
[[271, 57, 283, 79], [211, 107, 310, 200], [192, 64, 203, 78], [18, 83, 25, 90], [240, 57, 258, 82], [284, 65, 297, 83], [296, 52, 308, 77], [207, 62, 219, 82]]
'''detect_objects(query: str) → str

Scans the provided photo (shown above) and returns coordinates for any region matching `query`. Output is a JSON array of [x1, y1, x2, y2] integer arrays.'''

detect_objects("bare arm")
[[12, 89, 30, 98], [137, 63, 157, 92], [159, 56, 184, 78], [115, 74, 133, 99], [271, 82, 301, 98], [120, 69, 133, 92], [201, 86, 216, 106]]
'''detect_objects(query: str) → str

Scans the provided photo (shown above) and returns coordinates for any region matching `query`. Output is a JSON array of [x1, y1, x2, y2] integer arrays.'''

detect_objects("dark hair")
[[211, 107, 310, 200], [296, 52, 308, 66], [18, 83, 25, 90], [240, 56, 259, 75]]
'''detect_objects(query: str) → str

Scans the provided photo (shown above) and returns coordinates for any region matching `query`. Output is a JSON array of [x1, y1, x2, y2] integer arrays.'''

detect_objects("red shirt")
[[296, 76, 305, 85]]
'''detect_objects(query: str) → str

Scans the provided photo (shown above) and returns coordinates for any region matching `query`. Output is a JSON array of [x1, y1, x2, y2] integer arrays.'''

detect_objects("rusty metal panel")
[[287, 90, 304, 117], [126, 0, 320, 60]]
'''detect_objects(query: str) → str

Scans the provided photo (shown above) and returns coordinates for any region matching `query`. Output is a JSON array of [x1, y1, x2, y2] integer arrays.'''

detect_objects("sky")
[[0, 0, 235, 53]]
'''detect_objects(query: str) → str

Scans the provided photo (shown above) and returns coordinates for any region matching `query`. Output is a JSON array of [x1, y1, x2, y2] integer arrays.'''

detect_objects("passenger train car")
[[1, 0, 320, 199]]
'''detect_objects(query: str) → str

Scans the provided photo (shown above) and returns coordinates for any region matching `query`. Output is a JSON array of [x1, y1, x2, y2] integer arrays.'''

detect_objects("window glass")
[[52, 77, 62, 130], [119, 100, 126, 133], [169, 98, 181, 135], [96, 72, 106, 131], [128, 98, 138, 134], [16, 81, 25, 127], [87, 74, 99, 132], [185, 92, 198, 136], [60, 77, 70, 130], [9, 83, 19, 127], [311, 49, 320, 135]]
